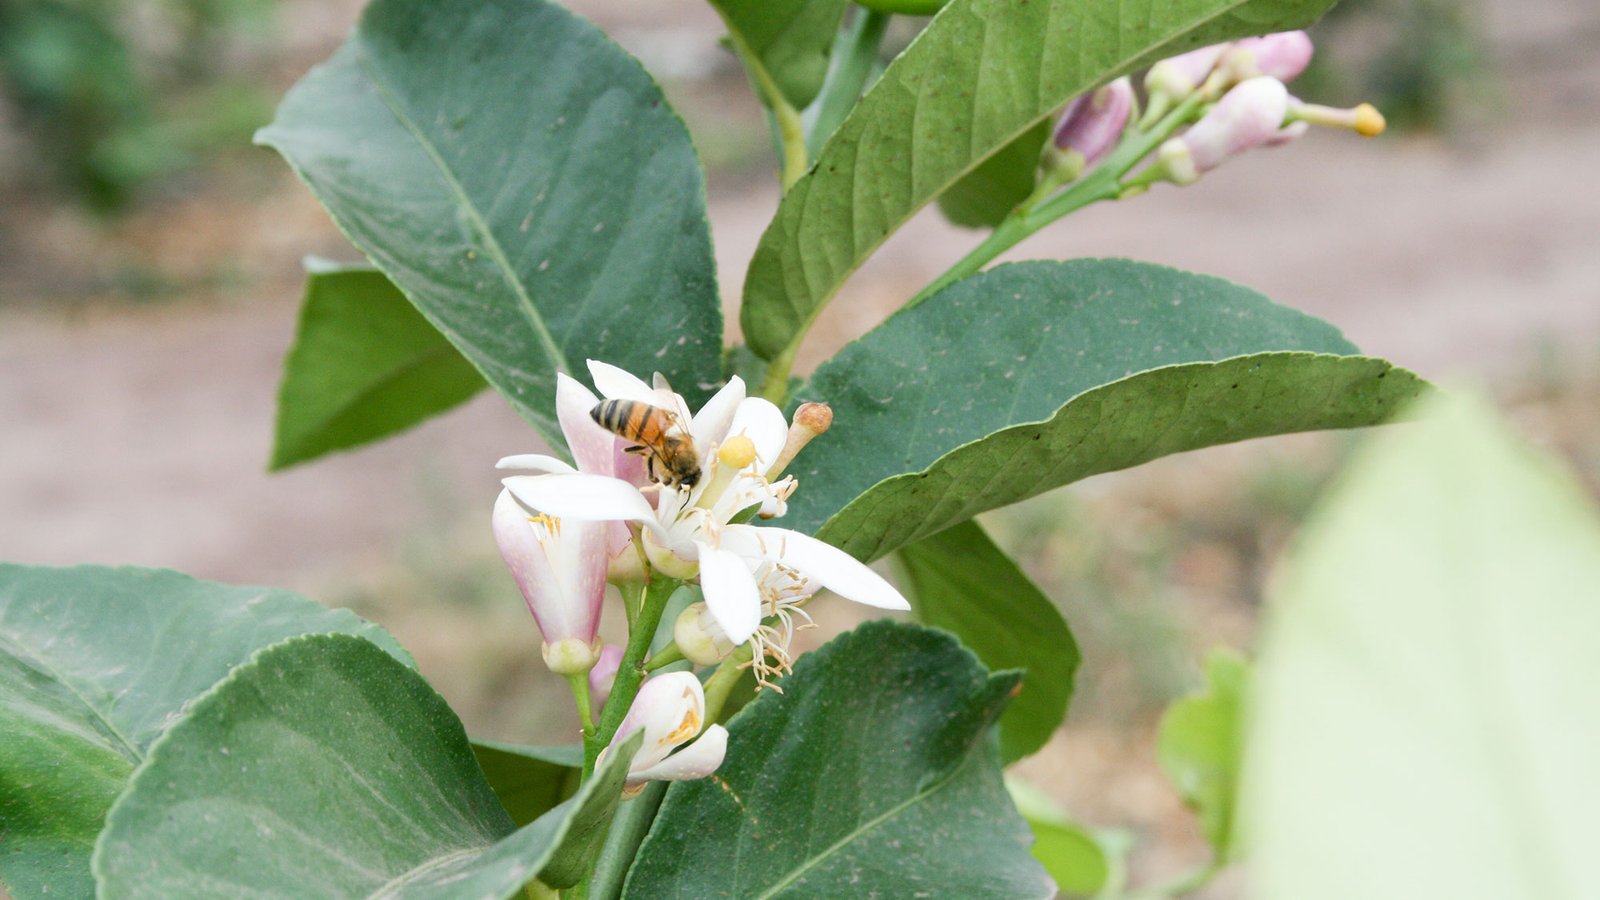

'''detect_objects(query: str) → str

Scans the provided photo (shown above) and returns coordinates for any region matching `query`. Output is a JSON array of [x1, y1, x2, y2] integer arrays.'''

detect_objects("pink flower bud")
[[1145, 43, 1229, 100], [1048, 77, 1134, 178], [492, 489, 608, 673], [1224, 31, 1314, 84], [1158, 77, 1289, 184], [588, 644, 623, 708]]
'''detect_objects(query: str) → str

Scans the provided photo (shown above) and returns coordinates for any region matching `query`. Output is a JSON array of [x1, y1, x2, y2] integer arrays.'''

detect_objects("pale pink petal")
[[696, 542, 762, 644], [690, 376, 745, 450], [495, 454, 576, 474], [723, 525, 910, 611], [556, 372, 619, 476], [632, 725, 727, 782], [502, 473, 665, 538], [492, 489, 605, 644], [726, 397, 788, 474]]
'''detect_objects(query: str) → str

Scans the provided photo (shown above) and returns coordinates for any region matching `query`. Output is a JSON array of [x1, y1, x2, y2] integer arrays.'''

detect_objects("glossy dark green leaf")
[[739, 0, 1339, 360], [898, 519, 1078, 764], [936, 121, 1048, 229], [1158, 648, 1248, 859], [784, 260, 1425, 561], [1246, 392, 1600, 900], [94, 634, 639, 898], [0, 564, 408, 900], [271, 262, 485, 470], [624, 621, 1053, 898], [257, 0, 723, 444], [470, 740, 581, 828], [709, 0, 849, 109]]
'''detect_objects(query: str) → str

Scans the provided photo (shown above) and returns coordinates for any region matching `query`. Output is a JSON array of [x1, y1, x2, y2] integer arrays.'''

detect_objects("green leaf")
[[0, 564, 408, 900], [471, 740, 581, 828], [1158, 648, 1248, 859], [1007, 779, 1116, 897], [897, 519, 1078, 764], [624, 621, 1053, 898], [709, 0, 849, 109], [271, 262, 485, 470], [785, 260, 1426, 561], [1244, 390, 1600, 900], [936, 121, 1048, 229], [738, 0, 1340, 361], [256, 0, 723, 444], [94, 634, 640, 898]]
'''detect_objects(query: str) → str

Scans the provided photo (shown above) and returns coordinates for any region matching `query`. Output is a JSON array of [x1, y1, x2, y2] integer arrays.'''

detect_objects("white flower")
[[503, 361, 909, 659], [598, 671, 728, 795]]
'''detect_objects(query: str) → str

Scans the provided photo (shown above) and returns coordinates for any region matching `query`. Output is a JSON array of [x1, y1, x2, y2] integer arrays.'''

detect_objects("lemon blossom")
[[491, 489, 608, 674], [503, 361, 909, 652], [597, 671, 728, 796]]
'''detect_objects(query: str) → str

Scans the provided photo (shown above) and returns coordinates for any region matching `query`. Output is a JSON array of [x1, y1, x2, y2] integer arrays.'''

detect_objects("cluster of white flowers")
[[493, 361, 909, 788]]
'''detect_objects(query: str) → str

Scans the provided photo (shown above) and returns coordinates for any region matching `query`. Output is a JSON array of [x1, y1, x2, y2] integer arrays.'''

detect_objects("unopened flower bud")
[[1158, 76, 1289, 184], [765, 402, 833, 479], [1045, 77, 1134, 181], [1288, 99, 1386, 137], [589, 644, 623, 707], [1146, 43, 1229, 102], [493, 489, 608, 672], [598, 671, 727, 795], [1222, 31, 1313, 85], [674, 601, 737, 666]]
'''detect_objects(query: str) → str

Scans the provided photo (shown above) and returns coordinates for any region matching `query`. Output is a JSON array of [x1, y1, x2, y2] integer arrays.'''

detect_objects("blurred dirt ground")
[[2, 0, 1598, 891]]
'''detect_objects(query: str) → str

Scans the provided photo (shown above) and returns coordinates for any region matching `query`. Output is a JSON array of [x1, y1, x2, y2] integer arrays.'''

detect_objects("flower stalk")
[[586, 575, 682, 778]]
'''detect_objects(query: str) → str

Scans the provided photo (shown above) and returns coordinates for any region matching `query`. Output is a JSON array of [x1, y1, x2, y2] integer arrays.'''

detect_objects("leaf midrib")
[[0, 629, 143, 765], [752, 748, 979, 898], [351, 38, 569, 377]]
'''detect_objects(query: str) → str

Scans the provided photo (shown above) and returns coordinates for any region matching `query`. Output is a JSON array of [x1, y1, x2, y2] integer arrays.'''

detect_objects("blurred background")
[[1, 0, 1596, 888]]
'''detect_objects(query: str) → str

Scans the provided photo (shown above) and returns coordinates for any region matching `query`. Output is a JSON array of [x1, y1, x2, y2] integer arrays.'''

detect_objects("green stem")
[[703, 645, 754, 723], [806, 8, 890, 158], [758, 342, 799, 405], [618, 580, 643, 634], [719, 23, 809, 190], [644, 642, 685, 671], [904, 92, 1209, 310], [586, 577, 680, 777], [567, 672, 596, 741]]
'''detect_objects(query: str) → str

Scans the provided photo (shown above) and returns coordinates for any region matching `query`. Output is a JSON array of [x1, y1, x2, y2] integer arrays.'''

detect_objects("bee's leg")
[[623, 445, 649, 455]]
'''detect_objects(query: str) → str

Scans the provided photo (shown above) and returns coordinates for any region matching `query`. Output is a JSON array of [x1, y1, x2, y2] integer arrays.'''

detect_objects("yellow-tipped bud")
[[767, 402, 834, 478], [794, 402, 833, 435], [717, 435, 758, 470], [1354, 103, 1386, 137]]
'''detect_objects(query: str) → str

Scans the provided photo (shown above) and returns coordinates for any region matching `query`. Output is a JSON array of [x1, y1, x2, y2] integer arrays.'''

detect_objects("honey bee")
[[590, 399, 702, 489]]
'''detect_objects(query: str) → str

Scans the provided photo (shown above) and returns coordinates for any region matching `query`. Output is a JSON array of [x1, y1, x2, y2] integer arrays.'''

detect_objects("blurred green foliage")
[[1304, 0, 1493, 131], [0, 0, 275, 211]]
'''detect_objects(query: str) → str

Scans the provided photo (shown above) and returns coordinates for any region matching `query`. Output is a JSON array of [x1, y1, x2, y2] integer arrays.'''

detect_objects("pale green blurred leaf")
[[1246, 390, 1600, 899], [1158, 648, 1249, 859]]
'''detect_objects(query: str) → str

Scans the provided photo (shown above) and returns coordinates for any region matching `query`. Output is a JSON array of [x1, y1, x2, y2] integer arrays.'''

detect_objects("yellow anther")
[[1354, 103, 1386, 138]]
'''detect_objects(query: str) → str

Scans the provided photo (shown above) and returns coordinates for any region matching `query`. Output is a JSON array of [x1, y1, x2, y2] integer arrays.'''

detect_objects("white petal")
[[556, 373, 617, 476], [495, 454, 576, 474], [587, 359, 657, 403], [632, 724, 727, 783], [502, 473, 664, 537], [724, 525, 910, 611], [611, 671, 707, 773], [696, 542, 762, 644], [690, 376, 745, 450], [726, 397, 789, 473]]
